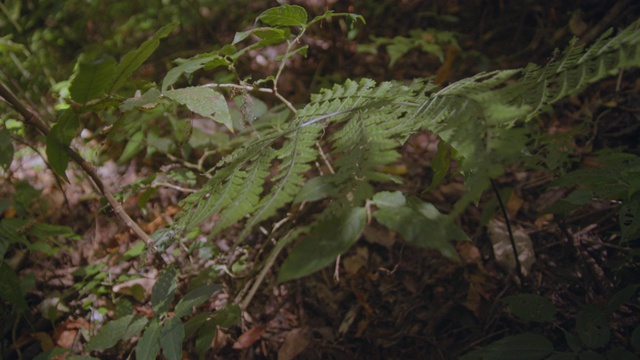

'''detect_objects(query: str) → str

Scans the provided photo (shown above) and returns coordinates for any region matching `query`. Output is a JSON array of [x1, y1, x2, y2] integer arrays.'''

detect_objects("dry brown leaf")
[[277, 328, 310, 360], [506, 192, 524, 219], [232, 325, 266, 349], [31, 332, 55, 352], [342, 246, 369, 275]]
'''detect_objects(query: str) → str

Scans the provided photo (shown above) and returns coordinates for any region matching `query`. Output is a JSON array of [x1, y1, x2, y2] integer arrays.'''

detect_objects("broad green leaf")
[[631, 324, 640, 351], [124, 316, 149, 339], [373, 192, 466, 260], [256, 5, 307, 27], [120, 87, 162, 111], [502, 294, 557, 322], [29, 222, 79, 240], [606, 347, 637, 360], [123, 241, 146, 259], [0, 128, 14, 170], [372, 191, 406, 207], [212, 304, 242, 328], [578, 351, 606, 360], [254, 28, 290, 46], [620, 193, 640, 241], [564, 329, 583, 353], [0, 219, 27, 261], [118, 131, 145, 163], [69, 56, 116, 103], [46, 111, 79, 181], [0, 262, 28, 313], [184, 313, 209, 338], [546, 353, 579, 360], [136, 318, 161, 360], [160, 317, 185, 360], [174, 284, 222, 318], [85, 315, 135, 351], [152, 267, 177, 314], [293, 176, 336, 203], [195, 318, 217, 360], [164, 86, 233, 130], [278, 45, 309, 60], [278, 207, 366, 283], [460, 333, 553, 360], [109, 21, 179, 94], [576, 305, 610, 349], [605, 285, 638, 315], [233, 28, 289, 46]]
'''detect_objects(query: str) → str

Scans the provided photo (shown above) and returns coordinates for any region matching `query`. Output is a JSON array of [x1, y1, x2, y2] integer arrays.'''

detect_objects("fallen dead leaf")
[[232, 325, 266, 349], [277, 328, 310, 360], [506, 191, 524, 219]]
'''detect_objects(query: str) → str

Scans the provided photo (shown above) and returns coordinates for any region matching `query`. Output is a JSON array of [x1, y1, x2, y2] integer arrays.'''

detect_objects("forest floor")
[[3, 1, 640, 359]]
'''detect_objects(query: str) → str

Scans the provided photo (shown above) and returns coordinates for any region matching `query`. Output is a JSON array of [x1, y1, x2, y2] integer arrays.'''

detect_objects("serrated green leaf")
[[0, 262, 28, 313], [502, 294, 557, 322], [278, 207, 366, 283], [174, 284, 222, 318], [164, 86, 233, 130], [152, 267, 177, 314], [69, 56, 116, 103], [160, 317, 185, 360], [109, 21, 178, 94], [576, 305, 610, 349], [0, 128, 14, 170], [85, 315, 135, 351], [256, 5, 307, 27], [162, 54, 228, 91], [46, 111, 79, 181], [460, 333, 553, 360], [136, 318, 161, 360], [120, 87, 162, 111]]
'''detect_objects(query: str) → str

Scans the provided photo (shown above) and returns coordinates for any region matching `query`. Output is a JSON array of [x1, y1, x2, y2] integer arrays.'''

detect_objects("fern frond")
[[173, 19, 640, 246]]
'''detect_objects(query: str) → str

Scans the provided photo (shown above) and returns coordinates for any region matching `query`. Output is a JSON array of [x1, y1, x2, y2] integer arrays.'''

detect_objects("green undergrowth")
[[1, 3, 640, 359]]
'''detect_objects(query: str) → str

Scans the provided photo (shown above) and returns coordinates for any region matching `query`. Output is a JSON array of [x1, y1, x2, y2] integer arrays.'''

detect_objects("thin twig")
[[490, 179, 524, 282], [0, 80, 166, 265]]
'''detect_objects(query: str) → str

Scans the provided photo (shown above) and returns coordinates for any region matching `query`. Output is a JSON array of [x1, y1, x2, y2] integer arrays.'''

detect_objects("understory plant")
[[2, 3, 640, 358]]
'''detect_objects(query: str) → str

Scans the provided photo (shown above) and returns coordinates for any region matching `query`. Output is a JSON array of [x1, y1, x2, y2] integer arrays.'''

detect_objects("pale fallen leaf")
[[277, 328, 310, 360], [232, 325, 266, 349], [488, 219, 535, 276]]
